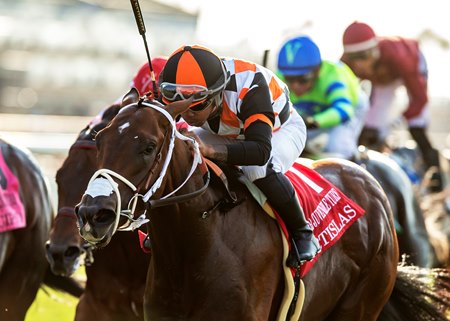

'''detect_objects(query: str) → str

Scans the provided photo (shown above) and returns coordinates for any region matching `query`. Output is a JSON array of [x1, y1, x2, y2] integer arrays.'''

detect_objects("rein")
[[84, 101, 209, 235], [141, 127, 170, 191]]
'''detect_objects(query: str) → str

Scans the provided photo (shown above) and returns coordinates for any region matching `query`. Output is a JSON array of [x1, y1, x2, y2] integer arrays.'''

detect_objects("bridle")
[[83, 101, 210, 236]]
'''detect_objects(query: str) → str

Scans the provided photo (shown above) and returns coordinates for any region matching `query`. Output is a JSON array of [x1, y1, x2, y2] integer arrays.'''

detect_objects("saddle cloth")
[[0, 149, 26, 233], [282, 159, 366, 277]]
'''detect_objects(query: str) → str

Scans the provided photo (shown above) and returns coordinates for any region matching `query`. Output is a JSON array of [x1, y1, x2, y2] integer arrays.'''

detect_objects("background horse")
[[304, 136, 439, 268], [0, 139, 82, 321], [45, 103, 150, 321], [419, 188, 450, 267], [354, 147, 440, 267], [359, 132, 450, 268], [76, 92, 399, 321]]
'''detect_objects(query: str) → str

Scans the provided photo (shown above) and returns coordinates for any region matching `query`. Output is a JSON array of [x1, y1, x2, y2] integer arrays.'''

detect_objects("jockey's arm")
[[202, 121, 272, 166]]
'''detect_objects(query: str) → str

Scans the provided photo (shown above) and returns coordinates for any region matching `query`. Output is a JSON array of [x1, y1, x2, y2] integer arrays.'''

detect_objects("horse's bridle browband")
[[83, 101, 209, 235]]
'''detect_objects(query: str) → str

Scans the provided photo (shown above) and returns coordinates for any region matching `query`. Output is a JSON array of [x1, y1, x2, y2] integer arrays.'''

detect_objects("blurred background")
[[1, 0, 450, 190]]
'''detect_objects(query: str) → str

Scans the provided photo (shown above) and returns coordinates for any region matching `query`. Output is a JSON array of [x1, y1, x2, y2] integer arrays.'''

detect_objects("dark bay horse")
[[0, 139, 82, 321], [358, 132, 449, 268], [303, 141, 438, 268], [45, 104, 150, 321], [354, 147, 439, 267], [76, 91, 399, 321]]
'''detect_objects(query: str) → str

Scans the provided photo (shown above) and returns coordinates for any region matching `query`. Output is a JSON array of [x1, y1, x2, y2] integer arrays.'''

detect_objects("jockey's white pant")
[[306, 89, 369, 159], [365, 50, 430, 141], [193, 110, 306, 182]]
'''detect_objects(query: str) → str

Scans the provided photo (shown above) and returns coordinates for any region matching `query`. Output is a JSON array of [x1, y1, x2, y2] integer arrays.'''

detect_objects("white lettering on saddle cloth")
[[309, 188, 341, 227], [306, 188, 359, 247], [316, 204, 357, 246], [0, 152, 26, 233]]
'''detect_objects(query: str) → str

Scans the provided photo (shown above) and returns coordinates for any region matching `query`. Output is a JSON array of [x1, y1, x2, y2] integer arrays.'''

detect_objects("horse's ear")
[[165, 97, 194, 118], [121, 87, 140, 107]]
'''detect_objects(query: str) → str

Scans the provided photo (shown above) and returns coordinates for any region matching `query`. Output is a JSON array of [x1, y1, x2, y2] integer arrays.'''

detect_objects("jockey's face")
[[285, 76, 316, 96], [181, 99, 217, 127], [343, 48, 378, 79]]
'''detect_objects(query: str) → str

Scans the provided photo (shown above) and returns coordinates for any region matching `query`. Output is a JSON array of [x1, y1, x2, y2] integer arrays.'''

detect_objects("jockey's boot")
[[409, 127, 444, 193], [254, 170, 321, 266]]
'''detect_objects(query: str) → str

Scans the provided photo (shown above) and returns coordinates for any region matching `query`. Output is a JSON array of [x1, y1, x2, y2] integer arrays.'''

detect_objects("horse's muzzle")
[[75, 195, 117, 246]]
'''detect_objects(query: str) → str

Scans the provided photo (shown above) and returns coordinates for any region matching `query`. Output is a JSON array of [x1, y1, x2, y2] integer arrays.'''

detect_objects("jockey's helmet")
[[342, 21, 378, 54], [277, 36, 322, 77], [159, 45, 230, 108]]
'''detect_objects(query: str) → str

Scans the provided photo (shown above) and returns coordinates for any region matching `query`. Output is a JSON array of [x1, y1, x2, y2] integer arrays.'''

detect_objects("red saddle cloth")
[[279, 160, 366, 278], [0, 150, 26, 233]]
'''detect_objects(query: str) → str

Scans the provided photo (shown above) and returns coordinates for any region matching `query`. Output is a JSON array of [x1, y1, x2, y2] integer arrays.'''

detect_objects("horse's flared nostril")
[[65, 246, 81, 260], [93, 208, 116, 225]]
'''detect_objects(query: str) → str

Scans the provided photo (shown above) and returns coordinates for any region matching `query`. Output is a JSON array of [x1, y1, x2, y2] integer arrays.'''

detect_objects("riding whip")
[[130, 0, 158, 98]]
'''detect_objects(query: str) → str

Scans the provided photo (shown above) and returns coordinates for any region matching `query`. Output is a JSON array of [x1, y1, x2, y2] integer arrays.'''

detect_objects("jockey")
[[277, 35, 369, 159], [159, 45, 321, 264], [341, 21, 443, 192]]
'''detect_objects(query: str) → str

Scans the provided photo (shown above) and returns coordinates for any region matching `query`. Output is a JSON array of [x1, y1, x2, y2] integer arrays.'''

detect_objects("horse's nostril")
[[93, 209, 115, 225], [65, 246, 81, 259]]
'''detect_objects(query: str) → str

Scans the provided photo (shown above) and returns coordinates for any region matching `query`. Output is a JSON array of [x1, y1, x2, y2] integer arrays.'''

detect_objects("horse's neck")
[[150, 144, 221, 262]]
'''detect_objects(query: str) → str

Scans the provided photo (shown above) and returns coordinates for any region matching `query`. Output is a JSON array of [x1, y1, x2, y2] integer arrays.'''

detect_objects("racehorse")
[[419, 187, 450, 267], [0, 139, 82, 321], [354, 147, 439, 267], [304, 137, 439, 268], [359, 130, 449, 268], [45, 103, 150, 321], [76, 89, 399, 321]]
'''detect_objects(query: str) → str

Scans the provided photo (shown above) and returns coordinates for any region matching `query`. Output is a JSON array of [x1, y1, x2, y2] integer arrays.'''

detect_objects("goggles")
[[160, 69, 231, 103], [284, 72, 316, 85], [190, 98, 214, 112], [160, 83, 216, 102]]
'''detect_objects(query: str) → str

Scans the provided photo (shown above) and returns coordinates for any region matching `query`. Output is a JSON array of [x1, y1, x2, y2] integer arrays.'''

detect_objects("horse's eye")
[[142, 144, 155, 155]]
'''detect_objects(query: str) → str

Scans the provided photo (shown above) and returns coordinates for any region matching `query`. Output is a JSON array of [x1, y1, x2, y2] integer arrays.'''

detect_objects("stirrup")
[[286, 237, 321, 268]]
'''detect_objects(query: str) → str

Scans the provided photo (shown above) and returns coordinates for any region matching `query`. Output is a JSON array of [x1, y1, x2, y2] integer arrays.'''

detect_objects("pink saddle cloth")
[[0, 149, 26, 233], [276, 161, 366, 277]]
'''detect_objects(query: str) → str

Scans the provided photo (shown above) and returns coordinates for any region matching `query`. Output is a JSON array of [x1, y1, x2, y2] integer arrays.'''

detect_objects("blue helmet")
[[277, 36, 322, 76]]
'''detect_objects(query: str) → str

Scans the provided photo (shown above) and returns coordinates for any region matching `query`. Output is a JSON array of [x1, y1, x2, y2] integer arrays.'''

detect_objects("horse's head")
[[46, 102, 122, 275], [75, 88, 195, 247]]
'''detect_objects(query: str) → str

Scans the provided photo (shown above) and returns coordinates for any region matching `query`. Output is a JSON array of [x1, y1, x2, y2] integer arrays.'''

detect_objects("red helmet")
[[342, 21, 378, 53], [131, 56, 168, 96]]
